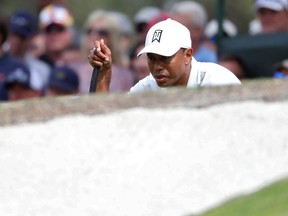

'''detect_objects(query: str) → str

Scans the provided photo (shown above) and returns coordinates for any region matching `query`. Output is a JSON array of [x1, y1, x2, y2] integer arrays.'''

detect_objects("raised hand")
[[88, 39, 112, 92]]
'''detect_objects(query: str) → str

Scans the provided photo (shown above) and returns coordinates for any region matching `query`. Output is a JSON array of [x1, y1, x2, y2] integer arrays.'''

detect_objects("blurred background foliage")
[[0, 0, 256, 34]]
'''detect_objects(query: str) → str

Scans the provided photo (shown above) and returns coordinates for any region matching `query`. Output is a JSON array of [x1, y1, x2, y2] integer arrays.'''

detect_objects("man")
[[5, 65, 43, 101], [254, 0, 288, 33], [0, 15, 34, 101], [273, 58, 288, 78], [88, 18, 240, 93], [169, 1, 217, 63], [38, 4, 74, 67], [7, 10, 51, 91], [46, 65, 79, 96], [133, 6, 161, 43]]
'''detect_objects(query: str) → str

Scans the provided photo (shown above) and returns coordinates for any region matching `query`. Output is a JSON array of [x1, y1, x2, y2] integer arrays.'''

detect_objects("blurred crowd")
[[1, 0, 288, 102]]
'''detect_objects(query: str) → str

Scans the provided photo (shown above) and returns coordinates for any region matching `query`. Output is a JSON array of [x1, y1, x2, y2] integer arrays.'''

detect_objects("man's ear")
[[185, 48, 193, 60]]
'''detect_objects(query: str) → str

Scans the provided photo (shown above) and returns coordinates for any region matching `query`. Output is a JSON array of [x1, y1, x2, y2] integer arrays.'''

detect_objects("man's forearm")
[[96, 68, 111, 92]]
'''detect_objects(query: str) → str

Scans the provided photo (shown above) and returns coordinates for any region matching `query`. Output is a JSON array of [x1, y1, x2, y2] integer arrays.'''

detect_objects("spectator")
[[46, 65, 79, 96], [110, 10, 134, 67], [273, 58, 288, 78], [38, 4, 74, 67], [79, 9, 134, 93], [7, 10, 51, 91], [217, 55, 247, 80], [129, 41, 150, 84], [133, 6, 161, 43], [169, 0, 217, 63], [254, 0, 288, 34], [37, 0, 67, 13], [61, 27, 83, 67], [88, 18, 241, 93], [146, 11, 171, 31], [62, 43, 83, 66], [28, 32, 46, 58], [0, 15, 34, 101], [5, 65, 44, 101]]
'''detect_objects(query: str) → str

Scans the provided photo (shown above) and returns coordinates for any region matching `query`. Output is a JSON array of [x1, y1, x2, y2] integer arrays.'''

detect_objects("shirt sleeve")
[[199, 62, 241, 86]]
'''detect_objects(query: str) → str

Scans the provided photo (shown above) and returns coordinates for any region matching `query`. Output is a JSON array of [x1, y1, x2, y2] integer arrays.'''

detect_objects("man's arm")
[[88, 39, 112, 92]]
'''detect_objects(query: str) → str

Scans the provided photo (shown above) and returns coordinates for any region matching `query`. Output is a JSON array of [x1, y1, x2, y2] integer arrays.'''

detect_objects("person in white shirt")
[[88, 18, 241, 93]]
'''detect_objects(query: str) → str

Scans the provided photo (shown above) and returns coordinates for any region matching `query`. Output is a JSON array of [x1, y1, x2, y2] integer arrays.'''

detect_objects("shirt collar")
[[187, 57, 201, 87]]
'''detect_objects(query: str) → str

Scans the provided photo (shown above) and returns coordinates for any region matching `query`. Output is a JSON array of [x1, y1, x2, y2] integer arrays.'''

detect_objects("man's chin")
[[155, 78, 171, 88], [156, 82, 172, 88]]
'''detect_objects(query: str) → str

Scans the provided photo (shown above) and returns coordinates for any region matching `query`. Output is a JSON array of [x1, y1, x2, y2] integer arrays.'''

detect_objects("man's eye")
[[147, 55, 171, 62], [161, 56, 170, 61], [147, 55, 156, 61]]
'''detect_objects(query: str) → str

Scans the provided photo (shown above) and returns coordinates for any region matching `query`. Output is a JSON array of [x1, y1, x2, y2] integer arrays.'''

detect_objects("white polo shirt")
[[130, 57, 241, 93]]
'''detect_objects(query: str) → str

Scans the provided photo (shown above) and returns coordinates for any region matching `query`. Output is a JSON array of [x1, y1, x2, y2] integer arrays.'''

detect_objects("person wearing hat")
[[8, 11, 38, 57], [274, 58, 288, 78], [46, 65, 79, 96], [133, 6, 161, 44], [4, 65, 45, 101], [88, 18, 240, 93], [254, 0, 288, 33], [0, 15, 11, 101], [0, 15, 41, 101], [7, 10, 51, 92], [38, 4, 75, 67], [169, 1, 217, 63]]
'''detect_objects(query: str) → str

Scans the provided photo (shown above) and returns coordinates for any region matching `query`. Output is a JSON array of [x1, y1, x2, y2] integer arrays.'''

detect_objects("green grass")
[[199, 177, 288, 216]]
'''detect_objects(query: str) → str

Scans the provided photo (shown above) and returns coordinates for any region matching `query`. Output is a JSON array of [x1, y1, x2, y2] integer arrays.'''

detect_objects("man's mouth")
[[154, 74, 166, 83]]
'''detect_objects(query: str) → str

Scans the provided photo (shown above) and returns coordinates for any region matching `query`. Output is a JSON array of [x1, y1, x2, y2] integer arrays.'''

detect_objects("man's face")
[[85, 22, 110, 52], [8, 83, 41, 100], [44, 24, 72, 53], [257, 8, 288, 33], [146, 48, 193, 87], [8, 33, 28, 57]]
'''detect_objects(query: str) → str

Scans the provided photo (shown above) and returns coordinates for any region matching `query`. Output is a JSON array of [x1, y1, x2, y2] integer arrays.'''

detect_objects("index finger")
[[93, 39, 109, 61], [93, 40, 108, 61]]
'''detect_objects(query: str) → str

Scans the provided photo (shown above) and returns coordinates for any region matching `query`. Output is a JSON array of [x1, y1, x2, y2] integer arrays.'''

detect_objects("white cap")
[[39, 4, 74, 30], [255, 0, 288, 11], [137, 18, 192, 57]]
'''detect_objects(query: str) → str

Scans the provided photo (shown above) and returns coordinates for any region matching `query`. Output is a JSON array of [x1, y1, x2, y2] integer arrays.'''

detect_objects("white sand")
[[0, 100, 287, 216]]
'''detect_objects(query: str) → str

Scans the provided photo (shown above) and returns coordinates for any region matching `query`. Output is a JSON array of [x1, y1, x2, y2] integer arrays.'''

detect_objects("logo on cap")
[[152, 30, 163, 43]]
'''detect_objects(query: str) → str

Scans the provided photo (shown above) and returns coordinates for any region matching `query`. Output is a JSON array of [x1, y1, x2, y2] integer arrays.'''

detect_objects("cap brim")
[[10, 30, 30, 38], [42, 22, 67, 30], [255, 3, 283, 11], [5, 80, 30, 88], [137, 44, 180, 57], [50, 81, 76, 92]]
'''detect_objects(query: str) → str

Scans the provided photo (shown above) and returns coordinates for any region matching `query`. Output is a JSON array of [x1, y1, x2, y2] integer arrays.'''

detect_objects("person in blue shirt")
[[0, 16, 31, 101]]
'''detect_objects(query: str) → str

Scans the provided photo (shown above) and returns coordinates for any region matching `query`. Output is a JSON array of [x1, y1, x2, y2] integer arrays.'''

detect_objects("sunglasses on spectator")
[[86, 28, 109, 37], [45, 24, 66, 34]]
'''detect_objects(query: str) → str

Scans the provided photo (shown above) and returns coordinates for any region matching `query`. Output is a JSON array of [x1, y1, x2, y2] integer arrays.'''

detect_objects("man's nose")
[[152, 60, 164, 72]]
